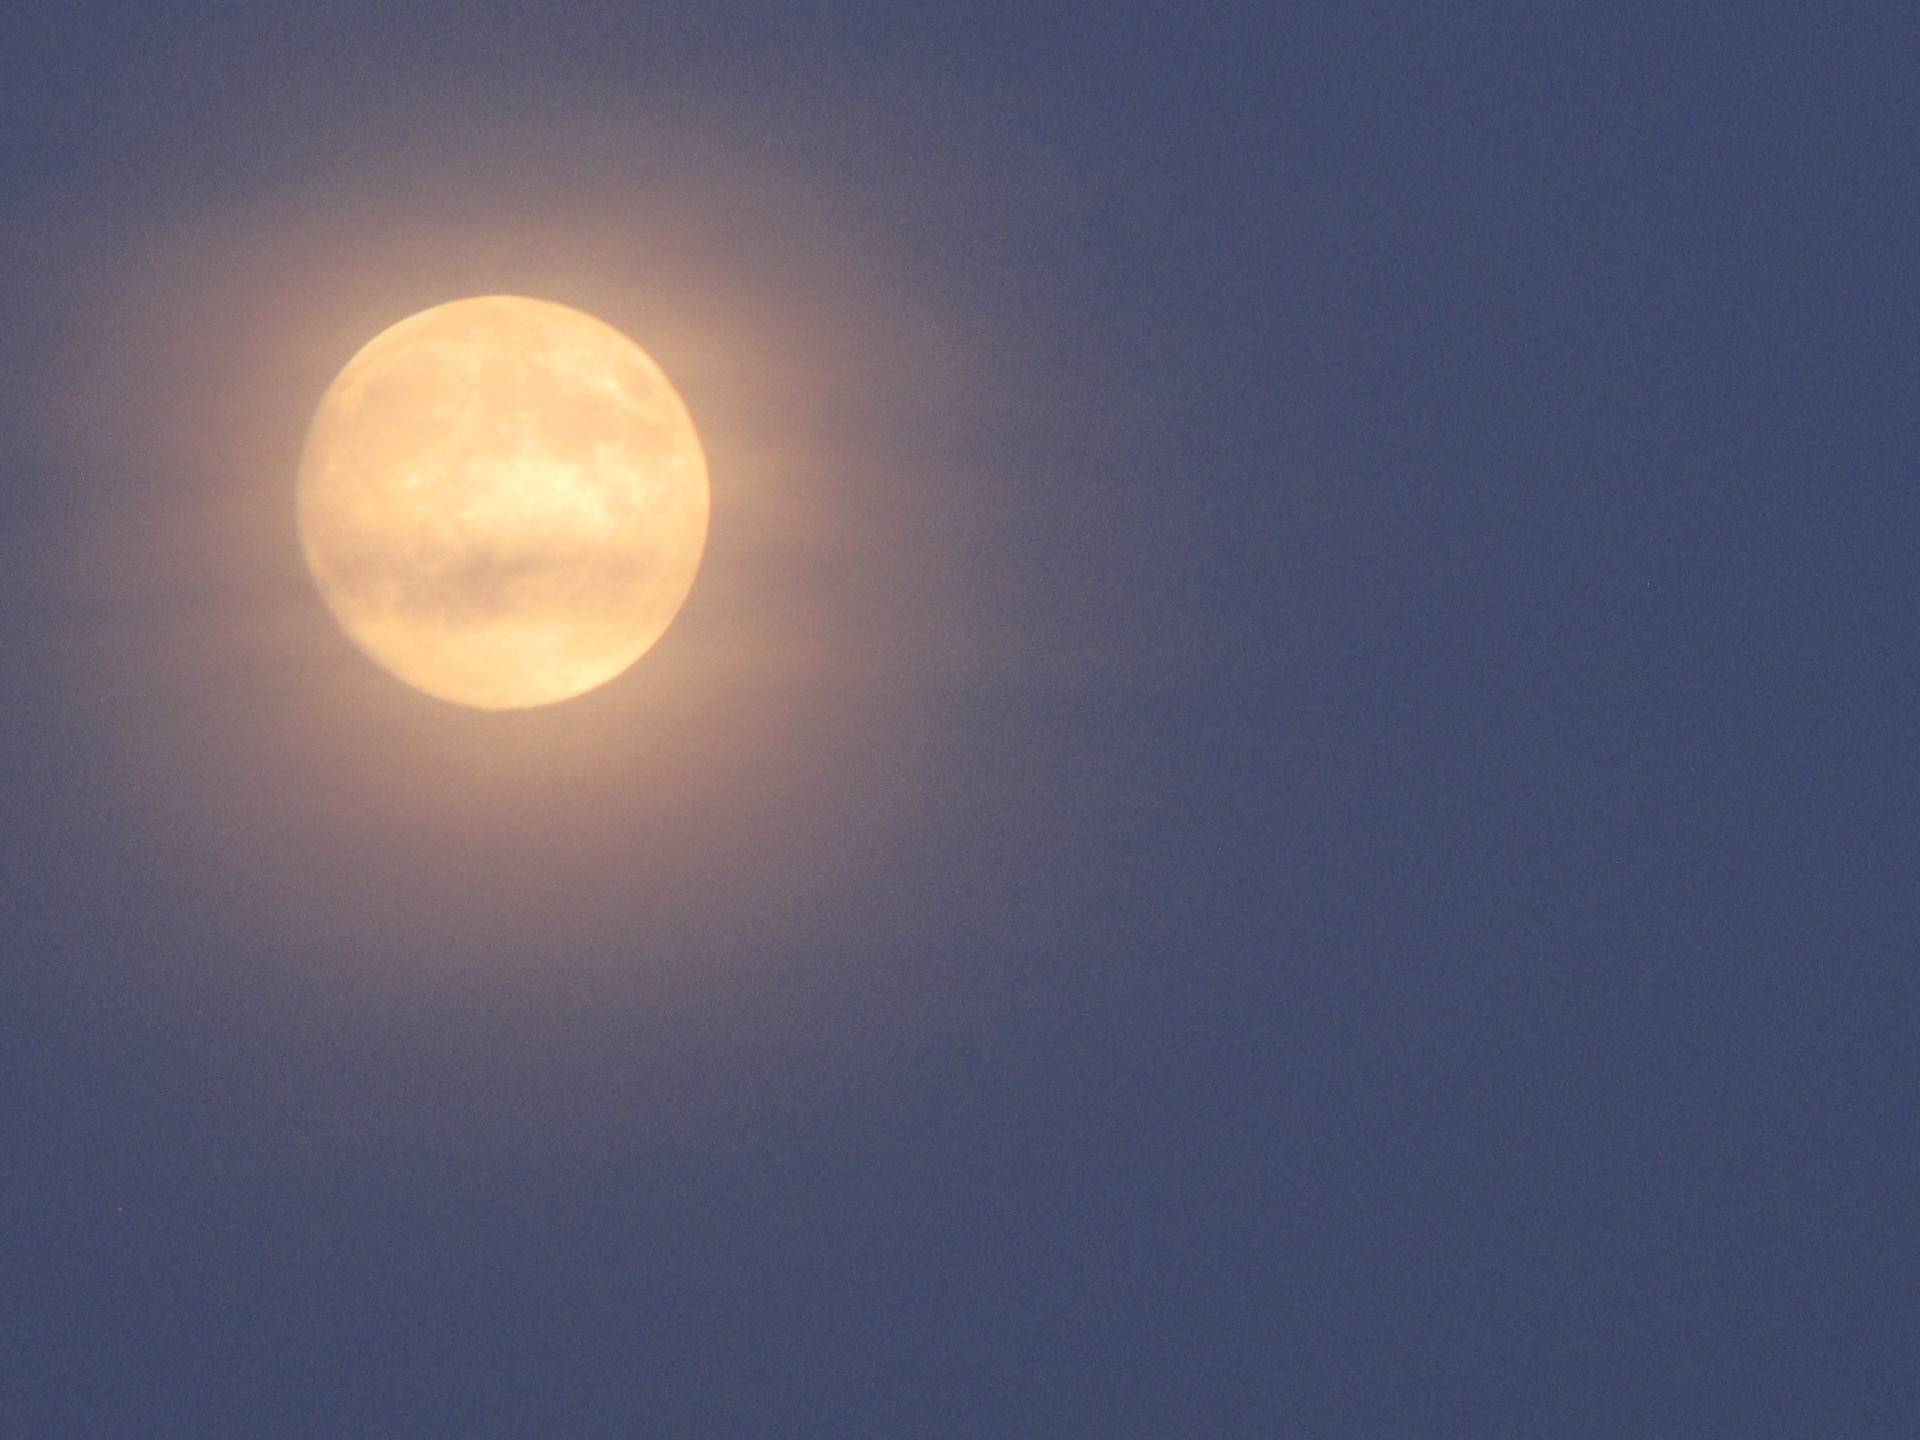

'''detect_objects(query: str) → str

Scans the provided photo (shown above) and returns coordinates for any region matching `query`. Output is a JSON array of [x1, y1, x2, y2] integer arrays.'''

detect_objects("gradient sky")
[[2, 4, 1915, 1436]]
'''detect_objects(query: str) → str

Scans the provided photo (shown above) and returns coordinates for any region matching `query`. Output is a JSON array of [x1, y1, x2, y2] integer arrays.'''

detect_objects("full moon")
[[296, 295, 709, 709]]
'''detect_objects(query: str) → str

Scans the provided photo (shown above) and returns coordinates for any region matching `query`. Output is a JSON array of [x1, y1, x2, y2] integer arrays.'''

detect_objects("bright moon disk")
[[296, 295, 709, 709]]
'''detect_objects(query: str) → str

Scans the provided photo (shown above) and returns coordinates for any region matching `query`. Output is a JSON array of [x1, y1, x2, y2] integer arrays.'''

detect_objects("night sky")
[[2, 5, 1916, 1436]]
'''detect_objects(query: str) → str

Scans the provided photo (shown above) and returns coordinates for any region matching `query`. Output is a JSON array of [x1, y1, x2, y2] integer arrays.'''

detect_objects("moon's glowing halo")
[[297, 295, 711, 710], [21, 123, 1048, 1012]]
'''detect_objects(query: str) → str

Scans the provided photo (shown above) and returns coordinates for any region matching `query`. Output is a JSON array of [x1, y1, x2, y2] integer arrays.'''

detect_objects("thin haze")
[[1, 5, 1915, 1436]]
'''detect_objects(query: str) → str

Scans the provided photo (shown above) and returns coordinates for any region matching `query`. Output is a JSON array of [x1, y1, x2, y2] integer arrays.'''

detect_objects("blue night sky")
[[1, 5, 1915, 1436]]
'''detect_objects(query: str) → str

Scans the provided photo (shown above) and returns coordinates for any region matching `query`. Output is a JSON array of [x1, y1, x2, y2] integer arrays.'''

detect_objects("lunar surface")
[[297, 295, 709, 709]]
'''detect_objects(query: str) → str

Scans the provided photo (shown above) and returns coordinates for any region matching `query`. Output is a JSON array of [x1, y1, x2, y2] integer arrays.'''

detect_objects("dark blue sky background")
[[2, 4, 1916, 1436]]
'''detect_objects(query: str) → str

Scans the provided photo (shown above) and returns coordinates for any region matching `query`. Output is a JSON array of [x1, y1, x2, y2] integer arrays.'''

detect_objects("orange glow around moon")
[[296, 295, 709, 710]]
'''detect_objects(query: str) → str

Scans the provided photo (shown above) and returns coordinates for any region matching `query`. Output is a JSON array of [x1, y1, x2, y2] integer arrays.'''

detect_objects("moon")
[[296, 295, 709, 710]]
